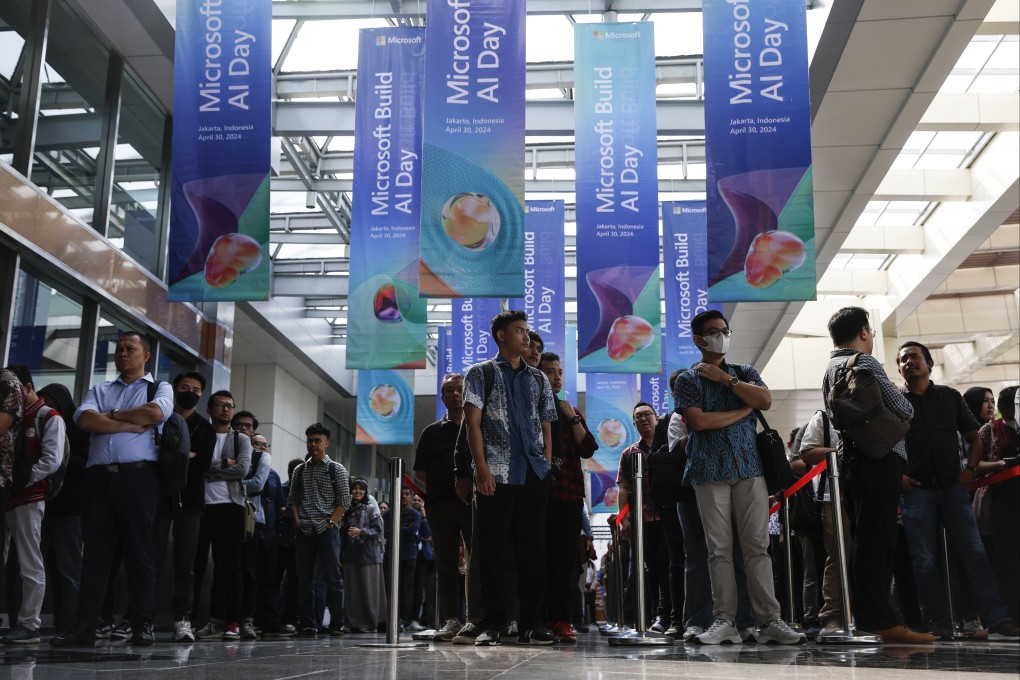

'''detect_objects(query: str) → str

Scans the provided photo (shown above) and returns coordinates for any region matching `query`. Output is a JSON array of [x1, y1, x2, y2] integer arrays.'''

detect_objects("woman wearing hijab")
[[341, 479, 386, 633]]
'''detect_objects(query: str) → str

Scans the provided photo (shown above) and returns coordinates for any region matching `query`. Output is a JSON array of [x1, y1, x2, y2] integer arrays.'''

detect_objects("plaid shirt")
[[549, 403, 598, 502], [288, 455, 352, 536], [822, 349, 912, 461]]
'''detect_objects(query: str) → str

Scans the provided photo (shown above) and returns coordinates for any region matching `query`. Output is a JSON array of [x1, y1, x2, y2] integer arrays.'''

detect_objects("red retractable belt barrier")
[[968, 464, 1020, 491], [402, 473, 426, 500], [769, 460, 828, 516], [615, 503, 630, 526]]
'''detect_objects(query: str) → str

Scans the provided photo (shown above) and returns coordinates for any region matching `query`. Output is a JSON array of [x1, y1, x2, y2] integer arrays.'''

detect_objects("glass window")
[[110, 68, 166, 274], [155, 348, 192, 385], [8, 268, 85, 395], [92, 310, 153, 385], [0, 0, 30, 166], [31, 0, 109, 227]]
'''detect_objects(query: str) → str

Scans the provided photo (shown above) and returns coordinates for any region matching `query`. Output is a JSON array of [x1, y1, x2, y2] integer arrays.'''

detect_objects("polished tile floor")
[[0, 630, 1016, 679]]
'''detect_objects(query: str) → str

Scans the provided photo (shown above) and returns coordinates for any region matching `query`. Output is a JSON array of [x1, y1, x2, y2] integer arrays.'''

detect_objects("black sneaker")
[[517, 626, 556, 645], [475, 629, 501, 646], [130, 623, 155, 646], [988, 621, 1020, 642], [109, 620, 132, 642], [50, 621, 99, 647], [296, 626, 318, 637]]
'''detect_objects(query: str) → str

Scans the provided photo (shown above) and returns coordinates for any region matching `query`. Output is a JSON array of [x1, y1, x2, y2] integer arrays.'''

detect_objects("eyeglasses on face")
[[634, 411, 657, 420], [253, 441, 271, 450], [700, 328, 732, 338], [211, 402, 235, 409]]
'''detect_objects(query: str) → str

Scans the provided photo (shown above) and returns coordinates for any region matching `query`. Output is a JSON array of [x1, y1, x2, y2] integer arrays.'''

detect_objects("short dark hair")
[[288, 458, 303, 479], [5, 364, 31, 391], [440, 373, 463, 390], [632, 401, 655, 416], [828, 307, 870, 346], [668, 369, 684, 392], [490, 309, 528, 340], [691, 310, 727, 337], [172, 371, 206, 392], [118, 331, 150, 353], [999, 386, 1019, 418], [232, 410, 259, 430], [208, 390, 234, 406], [789, 427, 800, 443], [527, 329, 544, 348], [897, 341, 933, 365], [538, 351, 561, 368], [306, 422, 331, 439]]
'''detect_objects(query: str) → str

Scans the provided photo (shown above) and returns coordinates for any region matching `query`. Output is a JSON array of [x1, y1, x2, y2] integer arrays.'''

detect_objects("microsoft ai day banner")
[[451, 298, 501, 374], [436, 327, 454, 420], [640, 333, 672, 416], [419, 0, 526, 298], [586, 373, 639, 513], [574, 23, 661, 374], [510, 201, 565, 356], [347, 28, 427, 370], [356, 370, 415, 445], [703, 0, 816, 302], [663, 201, 724, 376], [169, 0, 271, 302]]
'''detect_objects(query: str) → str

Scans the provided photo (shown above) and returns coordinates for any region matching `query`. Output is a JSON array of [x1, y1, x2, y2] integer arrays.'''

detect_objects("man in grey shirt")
[[821, 307, 933, 644]]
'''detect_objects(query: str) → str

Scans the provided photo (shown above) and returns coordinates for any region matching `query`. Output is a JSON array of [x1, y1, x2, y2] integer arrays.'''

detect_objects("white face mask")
[[701, 333, 730, 355]]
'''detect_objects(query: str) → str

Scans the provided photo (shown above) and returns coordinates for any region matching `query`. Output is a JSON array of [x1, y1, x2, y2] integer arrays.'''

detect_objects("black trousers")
[[624, 519, 669, 625], [476, 467, 549, 631], [848, 452, 906, 631], [41, 512, 82, 631], [78, 465, 160, 626], [427, 498, 472, 622], [204, 503, 245, 624], [274, 542, 299, 625], [657, 502, 686, 627], [153, 502, 202, 621], [242, 530, 281, 631], [546, 499, 583, 623]]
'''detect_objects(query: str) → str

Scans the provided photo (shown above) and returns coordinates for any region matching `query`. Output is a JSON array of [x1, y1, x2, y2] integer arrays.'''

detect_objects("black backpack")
[[827, 352, 909, 459], [648, 414, 687, 504], [148, 381, 191, 495]]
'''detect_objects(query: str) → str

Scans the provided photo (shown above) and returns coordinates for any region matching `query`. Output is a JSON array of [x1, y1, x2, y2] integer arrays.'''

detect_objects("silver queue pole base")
[[608, 631, 674, 646], [411, 630, 438, 641], [816, 630, 882, 645]]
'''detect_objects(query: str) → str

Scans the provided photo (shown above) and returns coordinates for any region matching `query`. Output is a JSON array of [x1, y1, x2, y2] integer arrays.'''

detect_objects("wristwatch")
[[965, 464, 978, 475], [728, 376, 739, 388], [569, 415, 582, 425]]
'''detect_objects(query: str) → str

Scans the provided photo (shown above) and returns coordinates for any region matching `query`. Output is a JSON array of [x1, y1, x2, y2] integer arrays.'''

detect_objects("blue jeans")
[[901, 481, 1009, 628], [296, 527, 345, 630]]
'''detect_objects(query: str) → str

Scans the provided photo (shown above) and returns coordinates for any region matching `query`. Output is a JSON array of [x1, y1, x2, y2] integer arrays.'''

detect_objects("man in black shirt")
[[897, 341, 1019, 641], [412, 373, 474, 640]]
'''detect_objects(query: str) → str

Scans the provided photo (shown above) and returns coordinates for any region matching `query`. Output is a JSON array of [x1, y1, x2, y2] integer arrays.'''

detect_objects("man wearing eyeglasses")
[[616, 402, 669, 631], [192, 391, 252, 641], [673, 310, 804, 645]]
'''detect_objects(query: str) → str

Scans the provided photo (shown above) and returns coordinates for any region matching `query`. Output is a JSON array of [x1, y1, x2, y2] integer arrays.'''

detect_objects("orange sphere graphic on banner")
[[204, 233, 262, 288], [744, 230, 807, 289]]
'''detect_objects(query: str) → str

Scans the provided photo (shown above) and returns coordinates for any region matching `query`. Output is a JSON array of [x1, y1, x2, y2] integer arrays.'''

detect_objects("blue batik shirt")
[[463, 354, 557, 485], [674, 362, 765, 486]]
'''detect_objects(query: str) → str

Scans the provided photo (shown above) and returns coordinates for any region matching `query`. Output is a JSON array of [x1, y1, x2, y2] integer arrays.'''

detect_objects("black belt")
[[100, 461, 158, 473]]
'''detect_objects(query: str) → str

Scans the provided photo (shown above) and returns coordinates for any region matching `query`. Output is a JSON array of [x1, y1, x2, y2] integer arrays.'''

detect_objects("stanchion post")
[[386, 457, 403, 644], [816, 449, 880, 645], [607, 452, 672, 646], [779, 492, 798, 628], [938, 525, 965, 639], [600, 521, 625, 635]]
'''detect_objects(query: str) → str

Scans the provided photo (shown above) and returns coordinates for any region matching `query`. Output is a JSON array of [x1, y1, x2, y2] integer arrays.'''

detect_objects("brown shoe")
[[871, 625, 936, 644]]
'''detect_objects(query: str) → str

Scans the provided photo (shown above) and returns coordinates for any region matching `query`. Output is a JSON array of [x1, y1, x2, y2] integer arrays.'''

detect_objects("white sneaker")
[[407, 620, 425, 632], [173, 619, 195, 643], [682, 625, 704, 642], [739, 627, 758, 643], [695, 620, 741, 645], [756, 618, 806, 645], [435, 619, 462, 641]]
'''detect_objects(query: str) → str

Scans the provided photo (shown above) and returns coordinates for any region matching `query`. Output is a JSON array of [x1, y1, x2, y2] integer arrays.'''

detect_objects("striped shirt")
[[288, 455, 352, 535]]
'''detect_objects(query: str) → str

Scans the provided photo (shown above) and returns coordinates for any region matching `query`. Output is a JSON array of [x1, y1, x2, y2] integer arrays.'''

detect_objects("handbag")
[[734, 366, 795, 495], [243, 497, 257, 542]]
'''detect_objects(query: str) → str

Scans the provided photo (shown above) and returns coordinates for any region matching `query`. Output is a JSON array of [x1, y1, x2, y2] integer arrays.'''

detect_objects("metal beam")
[[274, 98, 705, 136], [273, 275, 349, 297], [275, 56, 704, 99], [272, 0, 704, 21]]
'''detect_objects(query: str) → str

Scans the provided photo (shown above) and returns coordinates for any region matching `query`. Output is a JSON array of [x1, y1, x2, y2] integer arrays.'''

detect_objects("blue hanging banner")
[[640, 332, 671, 416], [419, 0, 526, 298], [436, 327, 454, 420], [510, 201, 566, 356], [703, 0, 816, 302], [347, 28, 427, 370], [451, 298, 502, 374], [356, 369, 415, 444], [563, 325, 577, 404], [574, 23, 661, 374], [586, 373, 639, 513], [168, 0, 272, 302], [663, 201, 725, 378]]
